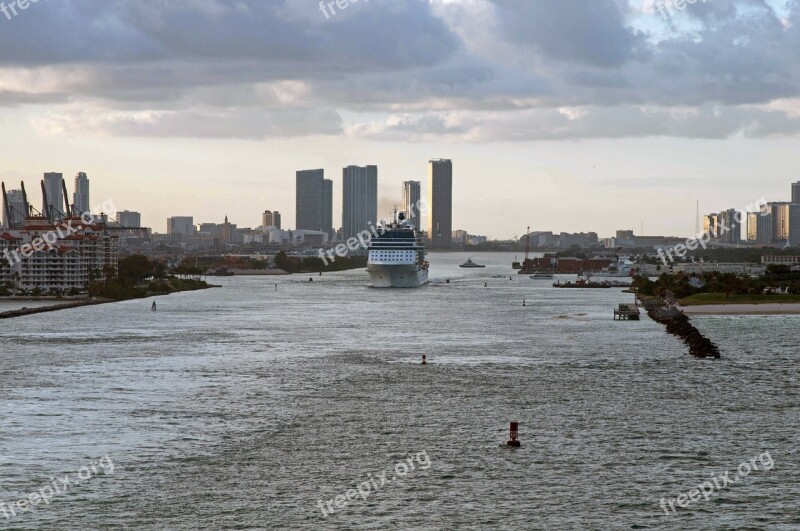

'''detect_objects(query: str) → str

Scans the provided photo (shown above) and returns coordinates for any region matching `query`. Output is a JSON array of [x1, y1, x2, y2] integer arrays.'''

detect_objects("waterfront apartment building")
[[792, 181, 800, 204], [73, 172, 90, 214], [296, 169, 333, 238], [342, 165, 377, 239], [402, 181, 421, 228], [117, 210, 142, 228], [167, 216, 195, 238], [43, 172, 65, 222], [0, 216, 119, 293], [427, 159, 453, 249], [262, 210, 281, 229]]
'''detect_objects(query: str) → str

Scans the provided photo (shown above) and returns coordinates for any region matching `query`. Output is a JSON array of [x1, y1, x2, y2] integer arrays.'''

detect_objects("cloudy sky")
[[1, 0, 798, 237]]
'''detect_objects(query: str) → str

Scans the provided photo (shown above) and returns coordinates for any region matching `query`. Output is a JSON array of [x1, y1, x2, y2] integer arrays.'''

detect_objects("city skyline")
[[6, 170, 800, 245], [2, 1, 800, 238]]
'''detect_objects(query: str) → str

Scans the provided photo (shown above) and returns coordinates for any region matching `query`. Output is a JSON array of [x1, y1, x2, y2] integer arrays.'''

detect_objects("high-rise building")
[[117, 210, 141, 228], [262, 210, 281, 229], [792, 181, 800, 204], [167, 216, 195, 237], [2, 188, 27, 229], [789, 204, 800, 247], [73, 172, 90, 214], [770, 202, 791, 243], [746, 212, 759, 242], [323, 179, 333, 239], [426, 159, 453, 249], [718, 209, 740, 243], [342, 165, 378, 239], [703, 214, 718, 238], [43, 172, 64, 221], [402, 181, 421, 228], [296, 169, 333, 236], [759, 212, 774, 245]]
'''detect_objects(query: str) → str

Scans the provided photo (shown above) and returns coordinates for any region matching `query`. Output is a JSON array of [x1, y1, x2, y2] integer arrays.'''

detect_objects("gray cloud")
[[1, 0, 799, 141]]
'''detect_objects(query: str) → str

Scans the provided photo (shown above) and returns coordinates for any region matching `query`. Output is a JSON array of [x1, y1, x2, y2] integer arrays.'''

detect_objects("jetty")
[[0, 299, 112, 319], [640, 298, 721, 358]]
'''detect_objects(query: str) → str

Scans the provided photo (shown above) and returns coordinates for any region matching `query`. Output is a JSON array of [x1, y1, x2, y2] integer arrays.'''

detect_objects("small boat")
[[460, 258, 485, 269], [530, 272, 554, 279]]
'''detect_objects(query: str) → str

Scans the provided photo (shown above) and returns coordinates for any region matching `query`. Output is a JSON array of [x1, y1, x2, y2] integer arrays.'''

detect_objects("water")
[[0, 252, 797, 530]]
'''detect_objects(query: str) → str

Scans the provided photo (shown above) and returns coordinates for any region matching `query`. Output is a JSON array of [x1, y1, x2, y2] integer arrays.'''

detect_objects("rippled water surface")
[[1, 252, 798, 530]]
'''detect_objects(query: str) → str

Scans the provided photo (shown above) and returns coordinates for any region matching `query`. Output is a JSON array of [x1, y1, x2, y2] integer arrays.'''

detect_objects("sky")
[[0, 0, 798, 238]]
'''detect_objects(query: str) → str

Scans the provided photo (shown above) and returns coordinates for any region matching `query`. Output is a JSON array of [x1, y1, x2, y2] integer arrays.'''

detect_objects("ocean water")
[[0, 252, 797, 530]]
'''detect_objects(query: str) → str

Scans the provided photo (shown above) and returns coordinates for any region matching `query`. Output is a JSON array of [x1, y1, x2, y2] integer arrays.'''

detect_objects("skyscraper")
[[789, 204, 800, 247], [716, 209, 740, 243], [746, 212, 759, 242], [43, 172, 64, 221], [426, 159, 453, 249], [167, 216, 195, 237], [2, 188, 27, 229], [770, 202, 791, 243], [117, 210, 141, 228], [262, 210, 282, 229], [759, 212, 774, 245], [342, 165, 378, 239], [792, 181, 800, 204], [73, 172, 90, 214], [296, 169, 333, 236], [323, 179, 333, 239], [402, 180, 421, 228]]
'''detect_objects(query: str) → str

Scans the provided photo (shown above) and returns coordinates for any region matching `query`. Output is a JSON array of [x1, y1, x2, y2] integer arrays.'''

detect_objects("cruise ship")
[[367, 213, 429, 288]]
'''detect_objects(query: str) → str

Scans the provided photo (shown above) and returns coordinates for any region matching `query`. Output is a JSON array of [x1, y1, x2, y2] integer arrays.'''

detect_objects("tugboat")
[[459, 258, 485, 269]]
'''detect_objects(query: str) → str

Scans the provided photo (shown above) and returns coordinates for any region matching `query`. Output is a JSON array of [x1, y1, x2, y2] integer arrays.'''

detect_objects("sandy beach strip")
[[680, 303, 800, 315]]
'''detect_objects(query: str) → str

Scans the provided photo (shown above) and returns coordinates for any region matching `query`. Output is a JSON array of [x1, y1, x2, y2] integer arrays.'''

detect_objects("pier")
[[613, 303, 640, 320]]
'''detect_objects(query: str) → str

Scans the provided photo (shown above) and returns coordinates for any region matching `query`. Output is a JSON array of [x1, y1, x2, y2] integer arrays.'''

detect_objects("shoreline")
[[680, 303, 800, 315], [0, 284, 219, 319]]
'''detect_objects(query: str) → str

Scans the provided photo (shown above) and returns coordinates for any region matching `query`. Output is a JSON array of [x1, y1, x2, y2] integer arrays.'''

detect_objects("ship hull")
[[368, 264, 429, 288]]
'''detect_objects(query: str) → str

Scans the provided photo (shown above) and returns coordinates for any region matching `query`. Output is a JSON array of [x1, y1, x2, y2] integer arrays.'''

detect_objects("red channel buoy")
[[507, 421, 521, 447]]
